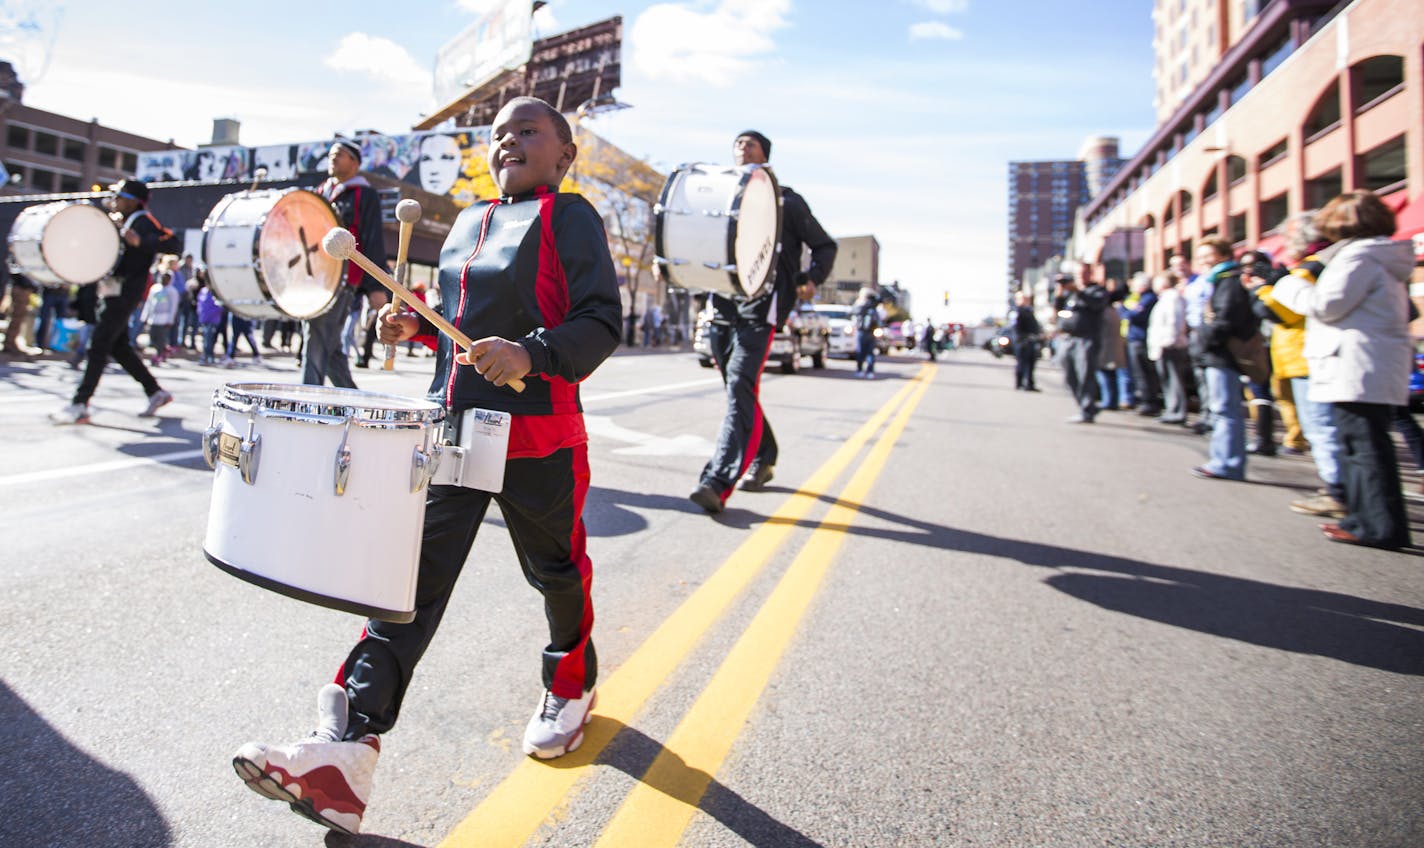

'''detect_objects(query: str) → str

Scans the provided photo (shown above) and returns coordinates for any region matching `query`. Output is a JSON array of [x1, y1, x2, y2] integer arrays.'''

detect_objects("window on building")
[[97, 146, 118, 169], [1304, 80, 1341, 139], [61, 138, 84, 162], [1259, 193, 1289, 234], [1206, 96, 1225, 126], [1228, 74, 1251, 106], [1226, 155, 1247, 186], [1257, 138, 1288, 169], [6, 124, 29, 148], [1202, 169, 1219, 201], [58, 174, 82, 193], [1305, 168, 1342, 210], [1359, 134, 1406, 194], [28, 167, 56, 191], [1353, 55, 1404, 110], [1260, 34, 1292, 78], [1226, 212, 1247, 244], [121, 152, 138, 172], [1178, 189, 1193, 215], [33, 131, 58, 156]]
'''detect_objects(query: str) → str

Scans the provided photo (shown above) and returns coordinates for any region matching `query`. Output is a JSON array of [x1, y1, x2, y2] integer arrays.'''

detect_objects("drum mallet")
[[322, 227, 525, 393], [384, 199, 421, 371]]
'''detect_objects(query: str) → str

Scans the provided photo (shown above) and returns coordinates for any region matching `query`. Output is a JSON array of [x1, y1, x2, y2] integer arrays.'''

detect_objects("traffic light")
[[942, 291, 949, 306]]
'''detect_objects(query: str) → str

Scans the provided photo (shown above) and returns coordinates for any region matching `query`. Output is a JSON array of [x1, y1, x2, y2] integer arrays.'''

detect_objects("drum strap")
[[118, 209, 174, 241]]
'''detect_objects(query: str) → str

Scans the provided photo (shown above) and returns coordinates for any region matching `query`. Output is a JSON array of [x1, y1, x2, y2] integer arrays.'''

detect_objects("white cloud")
[[324, 32, 430, 89], [909, 21, 964, 41], [629, 0, 792, 86], [910, 0, 970, 13]]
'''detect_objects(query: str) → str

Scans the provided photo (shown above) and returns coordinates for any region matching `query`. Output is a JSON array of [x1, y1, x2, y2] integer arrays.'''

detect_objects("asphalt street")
[[1, 342, 1420, 848]]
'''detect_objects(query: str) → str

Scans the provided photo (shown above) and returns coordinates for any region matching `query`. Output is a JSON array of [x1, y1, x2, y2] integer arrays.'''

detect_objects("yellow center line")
[[591, 364, 935, 847], [438, 370, 928, 847]]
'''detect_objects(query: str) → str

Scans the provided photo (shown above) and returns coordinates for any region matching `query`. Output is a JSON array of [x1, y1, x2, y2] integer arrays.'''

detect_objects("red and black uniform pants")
[[338, 445, 596, 739]]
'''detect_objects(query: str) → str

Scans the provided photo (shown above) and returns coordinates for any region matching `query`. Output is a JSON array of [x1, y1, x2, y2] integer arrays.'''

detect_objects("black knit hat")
[[736, 130, 772, 160], [110, 178, 149, 202], [332, 138, 363, 164]]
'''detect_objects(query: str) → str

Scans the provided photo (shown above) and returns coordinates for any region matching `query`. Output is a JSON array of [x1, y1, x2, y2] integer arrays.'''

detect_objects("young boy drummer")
[[233, 96, 623, 835]]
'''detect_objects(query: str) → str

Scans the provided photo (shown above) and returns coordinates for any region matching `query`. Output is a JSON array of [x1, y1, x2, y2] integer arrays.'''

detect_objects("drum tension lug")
[[334, 417, 353, 496], [239, 413, 261, 485]]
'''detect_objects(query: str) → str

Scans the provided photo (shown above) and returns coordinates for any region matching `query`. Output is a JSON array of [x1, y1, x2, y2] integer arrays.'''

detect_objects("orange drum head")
[[257, 190, 342, 319]]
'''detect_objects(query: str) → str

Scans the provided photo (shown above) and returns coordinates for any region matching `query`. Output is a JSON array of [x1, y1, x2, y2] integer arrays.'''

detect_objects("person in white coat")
[[1270, 190, 1414, 549], [1147, 271, 1191, 424]]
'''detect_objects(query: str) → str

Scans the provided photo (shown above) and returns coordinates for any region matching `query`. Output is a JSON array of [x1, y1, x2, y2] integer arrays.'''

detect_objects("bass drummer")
[[302, 138, 388, 388], [53, 178, 180, 424], [688, 130, 837, 513]]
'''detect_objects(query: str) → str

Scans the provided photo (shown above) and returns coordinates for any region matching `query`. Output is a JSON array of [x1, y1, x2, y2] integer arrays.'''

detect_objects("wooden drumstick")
[[384, 199, 421, 371], [322, 228, 526, 393]]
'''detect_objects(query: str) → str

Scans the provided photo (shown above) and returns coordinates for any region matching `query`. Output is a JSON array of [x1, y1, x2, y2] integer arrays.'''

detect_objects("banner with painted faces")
[[136, 129, 498, 208]]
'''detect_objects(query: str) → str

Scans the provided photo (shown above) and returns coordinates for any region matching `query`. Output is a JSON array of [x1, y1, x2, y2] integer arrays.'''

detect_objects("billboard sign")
[[433, 0, 533, 106]]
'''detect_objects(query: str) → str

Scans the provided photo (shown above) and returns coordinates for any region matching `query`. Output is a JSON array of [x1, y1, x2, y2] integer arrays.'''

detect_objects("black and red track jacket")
[[415, 185, 621, 424]]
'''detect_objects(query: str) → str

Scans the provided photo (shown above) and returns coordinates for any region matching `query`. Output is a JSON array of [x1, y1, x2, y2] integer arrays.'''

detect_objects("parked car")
[[692, 302, 829, 374], [769, 303, 830, 373], [811, 304, 858, 359]]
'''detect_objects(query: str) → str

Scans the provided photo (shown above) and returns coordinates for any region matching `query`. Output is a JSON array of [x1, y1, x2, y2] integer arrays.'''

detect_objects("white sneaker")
[[51, 402, 91, 424], [139, 389, 173, 417], [522, 688, 596, 759]]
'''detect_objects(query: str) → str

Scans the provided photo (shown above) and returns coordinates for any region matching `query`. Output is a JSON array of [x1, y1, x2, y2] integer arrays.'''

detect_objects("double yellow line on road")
[[439, 363, 937, 847]]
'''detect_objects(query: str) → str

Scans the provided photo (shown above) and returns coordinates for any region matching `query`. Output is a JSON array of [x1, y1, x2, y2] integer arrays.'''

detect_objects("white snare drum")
[[202, 383, 446, 623], [202, 188, 343, 320], [654, 163, 782, 299], [6, 201, 120, 287]]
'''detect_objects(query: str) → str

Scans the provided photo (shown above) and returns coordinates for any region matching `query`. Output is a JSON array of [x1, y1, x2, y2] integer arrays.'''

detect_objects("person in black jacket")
[[53, 180, 178, 424], [232, 97, 622, 835], [302, 139, 388, 388], [1053, 270, 1109, 422], [1189, 238, 1256, 481], [690, 130, 838, 511], [1011, 290, 1042, 391]]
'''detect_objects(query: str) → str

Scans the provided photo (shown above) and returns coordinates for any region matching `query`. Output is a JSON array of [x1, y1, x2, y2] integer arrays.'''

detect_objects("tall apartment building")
[[0, 62, 179, 197], [1006, 160, 1090, 295], [1081, 0, 1421, 283]]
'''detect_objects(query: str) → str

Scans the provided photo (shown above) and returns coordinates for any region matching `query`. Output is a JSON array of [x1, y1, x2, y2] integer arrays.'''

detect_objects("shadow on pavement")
[[0, 680, 173, 848], [569, 718, 824, 847], [765, 500, 1424, 676]]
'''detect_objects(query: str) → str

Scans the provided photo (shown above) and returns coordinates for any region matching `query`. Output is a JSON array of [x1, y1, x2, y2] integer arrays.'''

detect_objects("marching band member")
[[689, 130, 837, 512], [53, 179, 179, 424], [232, 97, 622, 835], [302, 138, 388, 388]]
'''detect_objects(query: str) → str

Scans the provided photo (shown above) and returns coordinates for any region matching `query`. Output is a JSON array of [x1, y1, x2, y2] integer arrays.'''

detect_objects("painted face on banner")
[[418, 134, 461, 195]]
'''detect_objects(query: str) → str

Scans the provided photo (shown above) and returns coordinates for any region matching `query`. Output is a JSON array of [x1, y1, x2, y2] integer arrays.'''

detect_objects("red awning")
[[1390, 190, 1424, 260], [1253, 232, 1286, 261]]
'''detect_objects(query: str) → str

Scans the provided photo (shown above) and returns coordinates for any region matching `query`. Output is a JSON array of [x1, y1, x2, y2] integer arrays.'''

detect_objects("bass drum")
[[654, 163, 781, 300], [202, 188, 342, 320], [6, 201, 120, 287]]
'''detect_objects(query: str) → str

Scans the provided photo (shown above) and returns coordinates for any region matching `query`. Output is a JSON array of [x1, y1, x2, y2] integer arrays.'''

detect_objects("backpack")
[[855, 303, 880, 332]]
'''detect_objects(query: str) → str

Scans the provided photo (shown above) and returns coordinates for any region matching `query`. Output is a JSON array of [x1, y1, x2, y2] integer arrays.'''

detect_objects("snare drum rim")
[[214, 382, 445, 430]]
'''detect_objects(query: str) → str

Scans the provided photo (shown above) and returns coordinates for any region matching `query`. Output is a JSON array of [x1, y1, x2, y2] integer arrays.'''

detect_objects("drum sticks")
[[384, 199, 421, 371], [321, 227, 526, 393]]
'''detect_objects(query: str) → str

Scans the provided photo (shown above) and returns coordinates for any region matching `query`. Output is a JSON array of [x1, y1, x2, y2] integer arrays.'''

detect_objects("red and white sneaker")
[[522, 688, 597, 759], [233, 734, 378, 834], [233, 683, 378, 834]]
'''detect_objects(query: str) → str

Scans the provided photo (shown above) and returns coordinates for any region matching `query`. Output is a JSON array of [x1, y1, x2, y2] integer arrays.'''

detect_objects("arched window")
[[1353, 55, 1405, 110], [1177, 189, 1194, 216], [1202, 169, 1219, 201], [1304, 80, 1341, 139]]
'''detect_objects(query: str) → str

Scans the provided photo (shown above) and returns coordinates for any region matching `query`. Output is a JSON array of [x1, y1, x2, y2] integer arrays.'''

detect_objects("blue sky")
[[3, 0, 1158, 323]]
